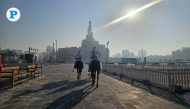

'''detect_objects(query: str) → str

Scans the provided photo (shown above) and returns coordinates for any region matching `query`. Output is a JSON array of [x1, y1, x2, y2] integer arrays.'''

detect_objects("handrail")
[[102, 64, 190, 92]]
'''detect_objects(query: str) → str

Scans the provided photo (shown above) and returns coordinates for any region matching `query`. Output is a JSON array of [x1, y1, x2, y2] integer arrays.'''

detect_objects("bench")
[[0, 66, 29, 87], [27, 64, 42, 78]]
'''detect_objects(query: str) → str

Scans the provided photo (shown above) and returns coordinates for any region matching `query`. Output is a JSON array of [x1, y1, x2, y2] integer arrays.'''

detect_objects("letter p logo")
[[6, 7, 21, 22], [9, 11, 17, 18]]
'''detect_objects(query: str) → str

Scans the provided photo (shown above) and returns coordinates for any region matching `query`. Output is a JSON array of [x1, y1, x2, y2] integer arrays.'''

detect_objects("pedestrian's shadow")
[[11, 78, 91, 99], [44, 84, 96, 109]]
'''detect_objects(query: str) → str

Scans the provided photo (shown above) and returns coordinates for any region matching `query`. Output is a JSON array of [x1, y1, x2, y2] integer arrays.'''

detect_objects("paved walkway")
[[0, 64, 189, 109]]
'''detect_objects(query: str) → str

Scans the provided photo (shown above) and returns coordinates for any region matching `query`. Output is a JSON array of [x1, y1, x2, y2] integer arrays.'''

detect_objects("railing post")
[[168, 70, 172, 92], [130, 66, 132, 79], [145, 68, 148, 80], [106, 64, 107, 72], [120, 66, 123, 78], [131, 66, 134, 85], [114, 64, 115, 73]]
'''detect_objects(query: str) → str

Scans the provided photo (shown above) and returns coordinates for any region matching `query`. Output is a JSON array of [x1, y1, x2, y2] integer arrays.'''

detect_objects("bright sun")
[[128, 11, 136, 17]]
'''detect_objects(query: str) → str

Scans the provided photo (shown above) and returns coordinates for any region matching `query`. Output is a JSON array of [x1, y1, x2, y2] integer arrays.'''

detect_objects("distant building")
[[173, 49, 181, 59], [146, 55, 172, 62], [58, 21, 108, 62], [122, 49, 129, 58], [39, 52, 45, 63], [172, 47, 190, 61], [58, 47, 82, 62], [0, 50, 8, 54], [181, 47, 190, 60], [109, 57, 121, 62], [121, 58, 139, 64], [134, 55, 140, 58], [5, 49, 10, 51], [46, 46, 54, 60], [122, 49, 134, 58], [12, 50, 22, 54], [0, 50, 8, 61], [0, 49, 22, 61], [129, 52, 134, 58], [81, 21, 107, 62], [138, 49, 147, 62], [115, 53, 122, 58]]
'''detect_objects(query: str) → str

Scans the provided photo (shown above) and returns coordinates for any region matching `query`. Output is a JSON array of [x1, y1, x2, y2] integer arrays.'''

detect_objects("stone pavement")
[[0, 64, 189, 109]]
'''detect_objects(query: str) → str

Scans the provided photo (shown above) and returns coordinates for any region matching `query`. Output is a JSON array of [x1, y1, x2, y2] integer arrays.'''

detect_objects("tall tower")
[[86, 21, 93, 39], [88, 21, 91, 34]]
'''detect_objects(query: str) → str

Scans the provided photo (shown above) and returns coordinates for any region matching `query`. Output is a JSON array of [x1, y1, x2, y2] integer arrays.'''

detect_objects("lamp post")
[[29, 47, 30, 54], [46, 49, 48, 66], [142, 49, 143, 64], [107, 41, 109, 64], [55, 39, 57, 64], [53, 43, 55, 65]]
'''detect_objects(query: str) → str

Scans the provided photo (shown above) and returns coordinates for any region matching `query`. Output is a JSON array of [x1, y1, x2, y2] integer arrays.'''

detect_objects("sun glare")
[[95, 0, 163, 31], [128, 11, 136, 17]]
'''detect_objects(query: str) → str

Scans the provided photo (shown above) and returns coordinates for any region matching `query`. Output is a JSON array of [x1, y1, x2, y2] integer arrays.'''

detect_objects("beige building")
[[58, 47, 81, 62], [58, 21, 108, 62]]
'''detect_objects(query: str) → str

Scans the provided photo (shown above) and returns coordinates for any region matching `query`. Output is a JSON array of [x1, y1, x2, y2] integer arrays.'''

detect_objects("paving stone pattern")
[[0, 64, 189, 109]]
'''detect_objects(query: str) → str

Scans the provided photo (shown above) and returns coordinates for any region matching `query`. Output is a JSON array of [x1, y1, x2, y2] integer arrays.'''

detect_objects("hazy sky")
[[0, 0, 190, 56]]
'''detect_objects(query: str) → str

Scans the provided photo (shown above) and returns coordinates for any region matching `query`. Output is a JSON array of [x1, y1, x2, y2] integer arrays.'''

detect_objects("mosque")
[[57, 21, 109, 62]]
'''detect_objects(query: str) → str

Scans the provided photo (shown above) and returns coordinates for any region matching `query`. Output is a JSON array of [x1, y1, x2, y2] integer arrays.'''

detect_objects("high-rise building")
[[122, 49, 129, 58], [138, 49, 147, 62], [122, 49, 134, 58], [172, 47, 190, 61], [181, 47, 190, 60]]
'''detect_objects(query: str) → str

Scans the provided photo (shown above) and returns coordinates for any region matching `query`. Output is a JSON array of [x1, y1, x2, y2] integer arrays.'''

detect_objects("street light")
[[142, 49, 143, 63], [107, 41, 109, 64], [55, 39, 57, 64], [46, 49, 48, 66]]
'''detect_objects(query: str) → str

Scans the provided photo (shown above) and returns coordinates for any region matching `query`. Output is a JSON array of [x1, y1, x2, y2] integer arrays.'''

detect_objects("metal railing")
[[144, 65, 190, 69], [102, 64, 190, 92]]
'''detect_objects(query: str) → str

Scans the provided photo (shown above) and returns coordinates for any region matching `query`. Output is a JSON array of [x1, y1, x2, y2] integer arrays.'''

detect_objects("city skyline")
[[0, 0, 190, 56]]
